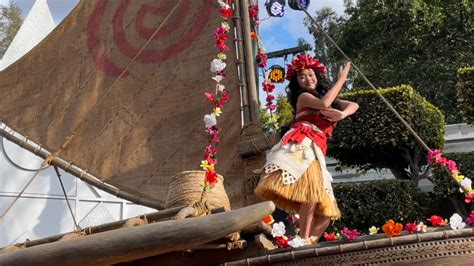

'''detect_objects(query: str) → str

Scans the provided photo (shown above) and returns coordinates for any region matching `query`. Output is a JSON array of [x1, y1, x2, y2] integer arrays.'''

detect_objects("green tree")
[[329, 86, 445, 186], [309, 0, 473, 123], [0, 0, 23, 58], [259, 95, 293, 133]]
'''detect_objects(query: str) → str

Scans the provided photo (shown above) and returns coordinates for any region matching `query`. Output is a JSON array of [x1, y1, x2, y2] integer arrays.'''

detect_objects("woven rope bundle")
[[165, 170, 231, 211]]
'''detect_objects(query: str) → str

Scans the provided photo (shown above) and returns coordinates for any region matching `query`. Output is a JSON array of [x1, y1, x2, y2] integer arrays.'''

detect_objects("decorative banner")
[[269, 65, 285, 83]]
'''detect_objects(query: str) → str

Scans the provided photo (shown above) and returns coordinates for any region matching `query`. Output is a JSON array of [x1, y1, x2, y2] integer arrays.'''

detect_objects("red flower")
[[219, 7, 233, 19], [214, 27, 228, 42], [205, 92, 216, 103], [405, 222, 417, 234], [286, 54, 327, 80], [324, 232, 338, 241], [262, 82, 275, 93], [266, 104, 277, 111], [203, 153, 217, 165], [250, 32, 257, 40], [427, 215, 445, 226], [249, 4, 259, 19], [266, 94, 275, 102], [274, 236, 289, 248], [216, 40, 230, 52], [204, 145, 217, 156], [205, 169, 218, 187]]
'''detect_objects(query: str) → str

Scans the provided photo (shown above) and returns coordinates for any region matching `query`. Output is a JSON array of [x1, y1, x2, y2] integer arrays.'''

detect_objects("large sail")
[[0, 0, 245, 208]]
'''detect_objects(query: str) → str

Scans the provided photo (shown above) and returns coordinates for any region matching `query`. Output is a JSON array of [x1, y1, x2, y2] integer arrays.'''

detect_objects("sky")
[[1, 0, 346, 101]]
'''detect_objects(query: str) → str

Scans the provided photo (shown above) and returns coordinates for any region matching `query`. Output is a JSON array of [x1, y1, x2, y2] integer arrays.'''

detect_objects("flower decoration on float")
[[428, 149, 473, 203], [201, 0, 233, 189], [382, 219, 403, 237], [285, 53, 327, 81], [249, 2, 279, 130], [427, 215, 447, 226]]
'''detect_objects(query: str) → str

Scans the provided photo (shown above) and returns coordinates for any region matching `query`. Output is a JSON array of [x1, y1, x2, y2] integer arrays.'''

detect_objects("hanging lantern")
[[269, 65, 285, 83], [265, 0, 285, 17], [288, 0, 310, 11]]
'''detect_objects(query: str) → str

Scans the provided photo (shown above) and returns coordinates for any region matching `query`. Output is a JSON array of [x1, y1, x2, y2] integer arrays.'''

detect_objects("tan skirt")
[[255, 160, 341, 220]]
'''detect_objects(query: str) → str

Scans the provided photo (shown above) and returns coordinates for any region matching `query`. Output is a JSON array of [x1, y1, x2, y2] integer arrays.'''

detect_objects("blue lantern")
[[288, 0, 310, 11], [265, 0, 285, 17]]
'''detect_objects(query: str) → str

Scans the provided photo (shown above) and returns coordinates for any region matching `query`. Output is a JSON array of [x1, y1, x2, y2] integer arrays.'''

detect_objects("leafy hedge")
[[328, 85, 445, 180], [332, 179, 431, 231], [456, 67, 474, 125]]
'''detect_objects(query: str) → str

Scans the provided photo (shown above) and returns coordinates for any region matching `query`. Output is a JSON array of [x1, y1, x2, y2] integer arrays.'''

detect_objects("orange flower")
[[250, 32, 257, 39], [262, 215, 274, 224], [382, 219, 403, 237]]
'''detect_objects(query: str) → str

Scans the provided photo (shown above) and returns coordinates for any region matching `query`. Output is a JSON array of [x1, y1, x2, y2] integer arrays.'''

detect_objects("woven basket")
[[165, 170, 231, 211]]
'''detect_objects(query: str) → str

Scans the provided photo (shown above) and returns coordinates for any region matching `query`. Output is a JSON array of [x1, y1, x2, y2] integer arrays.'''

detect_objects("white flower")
[[203, 113, 217, 128], [271, 221, 286, 237], [217, 84, 225, 91], [212, 75, 223, 83], [288, 236, 307, 248], [460, 177, 472, 193], [450, 213, 466, 230], [210, 59, 226, 73], [217, 0, 229, 8], [416, 222, 427, 232]]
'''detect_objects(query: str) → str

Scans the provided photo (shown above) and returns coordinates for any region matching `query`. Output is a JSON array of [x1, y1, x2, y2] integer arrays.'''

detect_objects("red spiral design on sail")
[[87, 0, 213, 77]]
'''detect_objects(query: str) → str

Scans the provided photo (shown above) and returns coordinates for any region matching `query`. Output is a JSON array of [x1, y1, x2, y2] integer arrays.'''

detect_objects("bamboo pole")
[[233, 0, 251, 125], [0, 122, 164, 210], [226, 227, 474, 265], [239, 0, 259, 123], [0, 201, 275, 265]]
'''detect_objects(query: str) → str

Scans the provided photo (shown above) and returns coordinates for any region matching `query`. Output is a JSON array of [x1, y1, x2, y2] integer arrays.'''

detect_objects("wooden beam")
[[0, 201, 275, 265]]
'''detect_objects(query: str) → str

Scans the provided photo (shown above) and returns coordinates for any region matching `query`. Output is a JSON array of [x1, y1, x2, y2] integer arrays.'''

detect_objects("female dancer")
[[255, 54, 359, 243]]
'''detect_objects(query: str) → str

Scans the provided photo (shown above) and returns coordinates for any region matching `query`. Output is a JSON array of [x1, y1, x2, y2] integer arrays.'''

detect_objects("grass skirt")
[[255, 160, 341, 220]]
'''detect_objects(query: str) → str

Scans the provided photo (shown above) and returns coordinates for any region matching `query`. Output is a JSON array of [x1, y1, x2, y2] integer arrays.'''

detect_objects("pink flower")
[[266, 94, 275, 102], [266, 104, 277, 111], [205, 92, 216, 103], [427, 149, 441, 163], [465, 193, 474, 203], [256, 53, 268, 68], [216, 40, 230, 52], [340, 227, 360, 241], [466, 211, 474, 226], [445, 160, 458, 172]]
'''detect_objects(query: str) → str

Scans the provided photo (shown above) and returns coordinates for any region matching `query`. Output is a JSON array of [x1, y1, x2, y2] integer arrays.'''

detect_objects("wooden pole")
[[239, 0, 259, 123], [0, 122, 164, 210], [0, 201, 275, 265]]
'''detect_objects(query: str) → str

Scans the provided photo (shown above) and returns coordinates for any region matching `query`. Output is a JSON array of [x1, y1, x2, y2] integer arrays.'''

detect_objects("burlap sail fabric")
[[255, 160, 340, 220], [0, 0, 245, 207], [165, 170, 231, 211]]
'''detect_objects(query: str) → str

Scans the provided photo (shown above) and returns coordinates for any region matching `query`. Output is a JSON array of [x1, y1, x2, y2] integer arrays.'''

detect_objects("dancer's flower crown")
[[285, 54, 327, 81]]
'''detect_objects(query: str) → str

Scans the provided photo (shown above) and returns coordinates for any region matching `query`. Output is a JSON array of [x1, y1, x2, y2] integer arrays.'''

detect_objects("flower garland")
[[249, 2, 279, 130], [201, 0, 233, 189], [262, 211, 474, 248], [428, 149, 474, 203]]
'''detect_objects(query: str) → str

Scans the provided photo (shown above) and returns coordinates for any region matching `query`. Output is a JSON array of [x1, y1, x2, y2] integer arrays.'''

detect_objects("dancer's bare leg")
[[309, 215, 331, 242], [299, 202, 316, 240]]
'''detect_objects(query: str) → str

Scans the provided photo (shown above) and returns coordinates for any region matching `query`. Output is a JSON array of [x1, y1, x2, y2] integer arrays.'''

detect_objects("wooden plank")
[[0, 201, 275, 266]]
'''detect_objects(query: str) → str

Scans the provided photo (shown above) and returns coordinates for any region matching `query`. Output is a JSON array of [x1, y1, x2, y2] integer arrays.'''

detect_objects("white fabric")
[[263, 129, 336, 200]]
